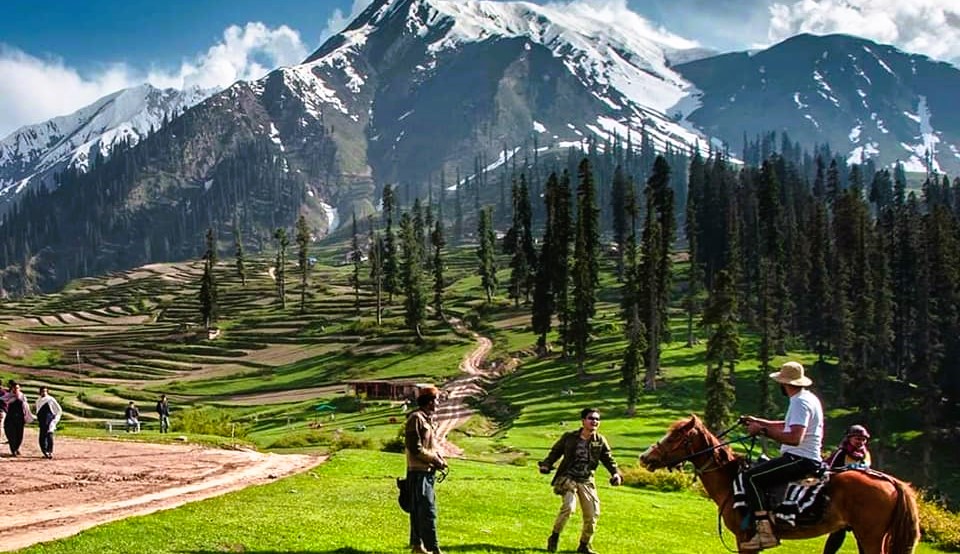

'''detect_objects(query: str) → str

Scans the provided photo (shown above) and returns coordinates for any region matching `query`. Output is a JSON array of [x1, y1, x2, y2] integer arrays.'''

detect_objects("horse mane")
[[688, 416, 740, 468]]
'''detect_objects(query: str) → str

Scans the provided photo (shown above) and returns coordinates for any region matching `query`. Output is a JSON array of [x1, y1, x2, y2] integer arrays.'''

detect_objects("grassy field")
[[1, 242, 956, 553], [21, 450, 923, 554]]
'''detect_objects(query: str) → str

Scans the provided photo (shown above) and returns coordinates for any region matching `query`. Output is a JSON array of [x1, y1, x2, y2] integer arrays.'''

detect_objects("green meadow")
[[1, 244, 956, 552]]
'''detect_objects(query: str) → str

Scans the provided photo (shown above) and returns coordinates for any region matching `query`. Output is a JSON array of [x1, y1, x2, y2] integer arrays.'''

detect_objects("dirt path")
[[0, 429, 322, 552], [434, 320, 507, 457]]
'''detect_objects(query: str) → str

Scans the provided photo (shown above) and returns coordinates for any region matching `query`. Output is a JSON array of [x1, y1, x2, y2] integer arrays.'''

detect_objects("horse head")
[[639, 415, 714, 471]]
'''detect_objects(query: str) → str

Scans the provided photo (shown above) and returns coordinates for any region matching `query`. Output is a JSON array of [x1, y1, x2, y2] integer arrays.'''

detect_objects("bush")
[[620, 464, 697, 492], [174, 407, 248, 438], [919, 495, 960, 551], [269, 431, 328, 449], [381, 435, 405, 453], [330, 432, 373, 452]]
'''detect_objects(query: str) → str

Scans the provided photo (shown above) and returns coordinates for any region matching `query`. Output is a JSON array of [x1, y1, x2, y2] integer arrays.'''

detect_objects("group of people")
[[404, 361, 875, 554], [0, 381, 62, 458], [123, 395, 172, 433], [403, 385, 622, 554]]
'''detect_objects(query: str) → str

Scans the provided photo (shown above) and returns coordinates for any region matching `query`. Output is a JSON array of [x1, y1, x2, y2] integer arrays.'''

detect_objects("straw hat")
[[769, 361, 812, 387]]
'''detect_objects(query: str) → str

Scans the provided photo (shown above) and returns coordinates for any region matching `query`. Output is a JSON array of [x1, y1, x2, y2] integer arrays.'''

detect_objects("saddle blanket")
[[733, 472, 829, 526]]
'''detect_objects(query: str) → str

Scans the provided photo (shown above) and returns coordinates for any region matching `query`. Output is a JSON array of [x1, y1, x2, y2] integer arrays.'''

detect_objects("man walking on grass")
[[539, 407, 622, 554], [405, 384, 447, 554]]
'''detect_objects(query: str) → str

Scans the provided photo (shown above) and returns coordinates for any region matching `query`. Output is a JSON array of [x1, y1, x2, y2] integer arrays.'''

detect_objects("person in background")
[[539, 407, 622, 554], [404, 385, 447, 554], [823, 425, 873, 554], [124, 401, 140, 433], [2, 381, 34, 456], [156, 395, 171, 433], [35, 386, 63, 459], [0, 382, 7, 445]]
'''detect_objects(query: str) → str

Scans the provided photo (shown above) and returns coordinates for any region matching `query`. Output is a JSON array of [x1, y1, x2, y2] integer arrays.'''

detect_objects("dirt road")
[[0, 429, 321, 552]]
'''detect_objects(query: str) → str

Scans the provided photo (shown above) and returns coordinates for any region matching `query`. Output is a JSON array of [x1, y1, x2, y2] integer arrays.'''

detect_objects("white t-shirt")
[[780, 388, 823, 461]]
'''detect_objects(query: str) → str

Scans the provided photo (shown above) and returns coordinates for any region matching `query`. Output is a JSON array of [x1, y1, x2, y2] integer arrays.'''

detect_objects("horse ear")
[[685, 414, 699, 429]]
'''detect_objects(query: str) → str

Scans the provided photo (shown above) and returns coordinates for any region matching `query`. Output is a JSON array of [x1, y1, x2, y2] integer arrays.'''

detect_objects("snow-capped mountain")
[[676, 33, 960, 174], [0, 84, 211, 209], [290, 0, 708, 185]]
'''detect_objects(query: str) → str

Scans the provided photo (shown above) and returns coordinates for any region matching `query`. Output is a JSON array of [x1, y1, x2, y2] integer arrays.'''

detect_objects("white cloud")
[[0, 22, 308, 138], [547, 0, 701, 50], [322, 0, 376, 39], [768, 0, 960, 65]]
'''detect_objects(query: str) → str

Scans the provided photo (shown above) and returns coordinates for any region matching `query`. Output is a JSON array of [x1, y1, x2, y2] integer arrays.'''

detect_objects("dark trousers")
[[744, 453, 820, 512], [4, 417, 24, 455], [408, 470, 438, 551], [39, 427, 54, 455]]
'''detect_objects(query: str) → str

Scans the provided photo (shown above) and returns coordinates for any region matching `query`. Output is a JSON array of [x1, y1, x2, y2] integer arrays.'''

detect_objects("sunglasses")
[[585, 416, 600, 421]]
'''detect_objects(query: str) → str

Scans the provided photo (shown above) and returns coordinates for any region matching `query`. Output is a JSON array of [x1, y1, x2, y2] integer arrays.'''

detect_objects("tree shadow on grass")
[[180, 545, 390, 554], [442, 544, 536, 553]]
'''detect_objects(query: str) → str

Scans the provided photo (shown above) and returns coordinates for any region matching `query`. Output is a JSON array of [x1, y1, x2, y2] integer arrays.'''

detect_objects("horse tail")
[[886, 477, 920, 554]]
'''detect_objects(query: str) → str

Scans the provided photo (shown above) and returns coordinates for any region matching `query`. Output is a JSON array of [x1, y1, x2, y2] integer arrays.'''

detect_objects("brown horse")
[[639, 415, 920, 553]]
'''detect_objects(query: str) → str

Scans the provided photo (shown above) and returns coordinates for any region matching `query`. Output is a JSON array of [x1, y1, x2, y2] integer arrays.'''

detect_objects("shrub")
[[330, 432, 373, 452], [381, 435, 405, 453], [174, 407, 248, 438], [269, 431, 328, 449], [919, 495, 960, 551], [620, 464, 697, 492]]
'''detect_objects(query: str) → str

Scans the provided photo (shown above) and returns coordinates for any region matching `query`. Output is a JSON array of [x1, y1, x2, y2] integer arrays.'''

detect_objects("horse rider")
[[823, 424, 872, 554], [740, 361, 824, 550]]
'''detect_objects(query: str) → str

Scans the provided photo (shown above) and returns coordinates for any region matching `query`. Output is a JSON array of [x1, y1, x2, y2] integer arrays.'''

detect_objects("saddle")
[[733, 467, 832, 528]]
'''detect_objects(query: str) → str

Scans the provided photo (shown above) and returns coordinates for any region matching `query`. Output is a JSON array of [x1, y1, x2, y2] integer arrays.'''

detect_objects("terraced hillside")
[[0, 246, 491, 445]]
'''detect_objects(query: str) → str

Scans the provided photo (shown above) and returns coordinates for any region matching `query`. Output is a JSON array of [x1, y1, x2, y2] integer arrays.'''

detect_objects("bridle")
[[647, 422, 749, 477]]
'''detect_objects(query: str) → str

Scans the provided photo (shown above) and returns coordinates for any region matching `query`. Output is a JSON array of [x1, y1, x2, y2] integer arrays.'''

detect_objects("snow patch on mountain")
[[0, 84, 212, 202]]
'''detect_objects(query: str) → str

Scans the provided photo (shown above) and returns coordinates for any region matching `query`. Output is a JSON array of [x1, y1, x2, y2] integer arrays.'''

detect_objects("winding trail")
[[433, 320, 509, 457]]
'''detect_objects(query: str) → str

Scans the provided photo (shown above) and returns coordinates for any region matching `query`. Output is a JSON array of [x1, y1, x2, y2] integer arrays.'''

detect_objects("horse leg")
[[851, 528, 886, 554]]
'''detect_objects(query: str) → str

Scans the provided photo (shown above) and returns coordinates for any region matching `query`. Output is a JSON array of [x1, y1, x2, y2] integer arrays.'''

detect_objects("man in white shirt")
[[739, 361, 824, 550], [35, 386, 63, 459]]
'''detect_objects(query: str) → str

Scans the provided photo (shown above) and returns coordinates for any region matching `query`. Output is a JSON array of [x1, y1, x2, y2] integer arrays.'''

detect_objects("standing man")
[[404, 385, 447, 554], [740, 361, 824, 550], [539, 407, 622, 554], [35, 386, 63, 459], [2, 381, 34, 456], [156, 395, 171, 433], [0, 381, 7, 445]]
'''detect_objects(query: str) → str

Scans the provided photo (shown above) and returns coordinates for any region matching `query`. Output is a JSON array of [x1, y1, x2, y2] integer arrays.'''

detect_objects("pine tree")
[[382, 185, 399, 302], [477, 207, 498, 304], [702, 269, 739, 431], [611, 165, 629, 280], [570, 158, 600, 377], [532, 172, 558, 356], [199, 228, 218, 330], [431, 219, 446, 320], [295, 214, 310, 314], [554, 170, 573, 357], [233, 223, 246, 286], [400, 212, 427, 340], [684, 151, 706, 346], [368, 217, 384, 327], [274, 227, 288, 309], [507, 174, 536, 306], [639, 155, 675, 389], [351, 213, 363, 316]]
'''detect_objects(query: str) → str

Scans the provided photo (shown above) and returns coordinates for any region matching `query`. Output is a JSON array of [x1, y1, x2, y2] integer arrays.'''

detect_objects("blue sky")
[[2, 0, 959, 137]]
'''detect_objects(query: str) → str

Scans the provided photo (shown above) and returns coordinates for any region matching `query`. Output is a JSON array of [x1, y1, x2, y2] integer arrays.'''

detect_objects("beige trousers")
[[551, 478, 600, 544]]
